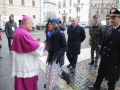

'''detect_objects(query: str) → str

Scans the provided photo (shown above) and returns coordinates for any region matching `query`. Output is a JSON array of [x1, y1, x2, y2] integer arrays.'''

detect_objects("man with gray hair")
[[67, 17, 86, 73], [5, 15, 17, 51]]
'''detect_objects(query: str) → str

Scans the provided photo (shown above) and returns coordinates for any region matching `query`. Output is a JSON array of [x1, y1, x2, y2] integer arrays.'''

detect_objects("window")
[[33, 15, 36, 19], [63, 1, 66, 7], [58, 2, 61, 8], [21, 0, 24, 5], [69, 9, 71, 13], [9, 0, 13, 4], [69, 1, 71, 6], [32, 0, 35, 6], [10, 14, 14, 17], [69, 17, 71, 22], [59, 11, 60, 14]]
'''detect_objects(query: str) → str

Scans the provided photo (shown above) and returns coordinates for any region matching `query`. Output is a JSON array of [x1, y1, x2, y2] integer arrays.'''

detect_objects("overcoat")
[[5, 21, 17, 37], [99, 25, 120, 81], [46, 28, 67, 66], [67, 25, 86, 55]]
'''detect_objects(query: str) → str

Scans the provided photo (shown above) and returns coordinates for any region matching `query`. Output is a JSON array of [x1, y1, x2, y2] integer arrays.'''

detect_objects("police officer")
[[98, 14, 111, 47], [89, 8, 120, 90], [89, 14, 102, 67]]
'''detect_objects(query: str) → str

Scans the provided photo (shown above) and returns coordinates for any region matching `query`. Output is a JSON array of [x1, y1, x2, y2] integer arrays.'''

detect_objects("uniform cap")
[[93, 14, 100, 19], [109, 8, 120, 17]]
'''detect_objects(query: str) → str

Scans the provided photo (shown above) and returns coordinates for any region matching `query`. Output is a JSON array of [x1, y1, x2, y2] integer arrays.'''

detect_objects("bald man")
[[67, 17, 86, 73]]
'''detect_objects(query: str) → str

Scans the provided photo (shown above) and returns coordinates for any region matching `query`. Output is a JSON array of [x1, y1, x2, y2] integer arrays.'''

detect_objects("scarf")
[[47, 30, 57, 38]]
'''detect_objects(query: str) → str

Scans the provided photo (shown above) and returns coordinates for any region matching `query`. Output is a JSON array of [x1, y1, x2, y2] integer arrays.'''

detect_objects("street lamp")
[[73, 0, 83, 20]]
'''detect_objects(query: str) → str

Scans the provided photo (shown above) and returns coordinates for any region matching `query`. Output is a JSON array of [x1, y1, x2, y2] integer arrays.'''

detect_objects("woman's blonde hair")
[[49, 22, 58, 30]]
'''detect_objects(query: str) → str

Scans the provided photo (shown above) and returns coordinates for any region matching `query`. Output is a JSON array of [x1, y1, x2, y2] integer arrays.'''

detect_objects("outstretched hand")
[[35, 37, 40, 42]]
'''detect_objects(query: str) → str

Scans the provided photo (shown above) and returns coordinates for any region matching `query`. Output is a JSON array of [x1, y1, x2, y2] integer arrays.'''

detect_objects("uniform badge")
[[111, 9, 116, 14]]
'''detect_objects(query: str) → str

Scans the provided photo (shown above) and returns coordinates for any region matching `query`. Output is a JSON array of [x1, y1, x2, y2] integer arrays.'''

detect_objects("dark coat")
[[46, 28, 67, 66], [67, 25, 86, 55], [98, 25, 111, 45], [5, 21, 17, 37], [59, 24, 66, 31], [99, 25, 120, 81]]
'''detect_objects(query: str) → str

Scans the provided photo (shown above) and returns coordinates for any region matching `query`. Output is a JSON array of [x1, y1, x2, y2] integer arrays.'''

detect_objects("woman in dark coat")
[[44, 18, 71, 89], [46, 18, 67, 66]]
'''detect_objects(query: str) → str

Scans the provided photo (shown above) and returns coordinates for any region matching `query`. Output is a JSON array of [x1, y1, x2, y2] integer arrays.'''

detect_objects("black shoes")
[[94, 60, 98, 67], [89, 86, 100, 90], [61, 71, 72, 84], [67, 64, 75, 73], [44, 83, 46, 88], [88, 60, 94, 65], [0, 44, 2, 48], [70, 68, 75, 73], [0, 57, 2, 59], [67, 64, 71, 68], [88, 60, 98, 67]]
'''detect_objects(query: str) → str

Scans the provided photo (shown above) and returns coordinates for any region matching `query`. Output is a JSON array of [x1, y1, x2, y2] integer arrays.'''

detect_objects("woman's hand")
[[44, 43, 47, 51], [35, 37, 40, 42]]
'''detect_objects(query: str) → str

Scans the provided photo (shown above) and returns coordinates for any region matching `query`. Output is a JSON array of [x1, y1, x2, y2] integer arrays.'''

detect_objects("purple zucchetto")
[[22, 15, 31, 21]]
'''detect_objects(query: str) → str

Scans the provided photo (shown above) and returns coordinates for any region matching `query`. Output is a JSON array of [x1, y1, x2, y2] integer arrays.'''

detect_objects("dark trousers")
[[94, 75, 116, 90], [7, 37, 12, 51], [91, 43, 99, 61], [66, 53, 78, 69]]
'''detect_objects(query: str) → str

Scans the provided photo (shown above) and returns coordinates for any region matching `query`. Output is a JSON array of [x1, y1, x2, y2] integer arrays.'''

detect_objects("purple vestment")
[[12, 26, 40, 53]]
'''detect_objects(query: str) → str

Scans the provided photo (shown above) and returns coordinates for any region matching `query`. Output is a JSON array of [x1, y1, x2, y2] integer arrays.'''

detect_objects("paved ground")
[[62, 60, 120, 90]]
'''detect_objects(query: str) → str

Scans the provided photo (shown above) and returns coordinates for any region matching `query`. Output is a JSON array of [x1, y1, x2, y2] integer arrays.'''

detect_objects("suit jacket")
[[98, 25, 111, 45], [5, 21, 17, 37], [98, 25, 120, 81], [67, 25, 86, 55]]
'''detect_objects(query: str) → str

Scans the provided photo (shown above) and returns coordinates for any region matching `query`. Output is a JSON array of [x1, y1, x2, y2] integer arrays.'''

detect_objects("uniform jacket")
[[5, 21, 17, 37], [98, 25, 111, 45], [46, 28, 67, 66], [99, 25, 120, 81], [89, 22, 102, 45], [67, 25, 86, 55]]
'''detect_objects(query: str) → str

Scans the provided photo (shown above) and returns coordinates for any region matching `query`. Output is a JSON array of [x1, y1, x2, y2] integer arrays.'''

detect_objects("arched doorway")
[[63, 16, 66, 23]]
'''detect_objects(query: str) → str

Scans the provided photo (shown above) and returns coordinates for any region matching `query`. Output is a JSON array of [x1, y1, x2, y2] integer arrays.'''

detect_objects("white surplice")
[[12, 43, 44, 78]]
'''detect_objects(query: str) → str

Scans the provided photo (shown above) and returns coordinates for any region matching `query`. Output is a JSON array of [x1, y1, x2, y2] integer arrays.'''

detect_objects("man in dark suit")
[[5, 15, 17, 51], [89, 8, 120, 90], [66, 17, 86, 73]]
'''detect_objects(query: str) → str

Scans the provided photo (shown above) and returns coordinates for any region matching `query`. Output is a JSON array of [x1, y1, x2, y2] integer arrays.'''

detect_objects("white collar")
[[94, 23, 98, 25], [113, 24, 120, 29]]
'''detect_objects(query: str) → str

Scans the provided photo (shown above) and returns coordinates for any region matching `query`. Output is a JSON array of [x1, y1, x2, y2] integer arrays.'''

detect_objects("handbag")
[[46, 61, 62, 90]]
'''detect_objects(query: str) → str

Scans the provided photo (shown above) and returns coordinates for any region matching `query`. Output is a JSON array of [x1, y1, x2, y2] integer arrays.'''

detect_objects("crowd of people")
[[0, 7, 120, 90]]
